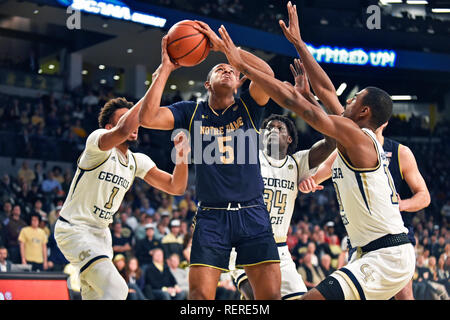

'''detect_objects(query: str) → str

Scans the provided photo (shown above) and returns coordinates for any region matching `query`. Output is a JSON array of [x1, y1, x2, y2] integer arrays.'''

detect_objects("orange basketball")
[[167, 20, 210, 67]]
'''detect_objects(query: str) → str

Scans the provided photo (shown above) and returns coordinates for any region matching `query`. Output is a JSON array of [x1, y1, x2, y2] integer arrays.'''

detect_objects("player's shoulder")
[[398, 143, 416, 162], [292, 149, 310, 163], [237, 89, 263, 108], [167, 100, 199, 109]]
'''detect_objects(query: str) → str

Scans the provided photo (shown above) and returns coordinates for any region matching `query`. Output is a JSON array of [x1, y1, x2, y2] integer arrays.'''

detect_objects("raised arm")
[[398, 145, 431, 212], [98, 99, 142, 151], [298, 151, 336, 194], [218, 25, 354, 146], [138, 36, 179, 130], [193, 21, 274, 105], [279, 2, 344, 116], [289, 58, 336, 168]]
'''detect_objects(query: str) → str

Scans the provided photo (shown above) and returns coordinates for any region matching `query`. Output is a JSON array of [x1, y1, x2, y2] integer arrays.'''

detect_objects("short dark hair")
[[261, 114, 298, 155], [30, 213, 41, 224], [361, 87, 393, 129], [98, 97, 133, 128]]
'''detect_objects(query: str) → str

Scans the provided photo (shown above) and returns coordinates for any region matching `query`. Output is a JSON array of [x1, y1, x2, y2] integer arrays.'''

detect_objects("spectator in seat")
[[143, 248, 186, 300], [18, 213, 48, 271], [5, 204, 27, 263]]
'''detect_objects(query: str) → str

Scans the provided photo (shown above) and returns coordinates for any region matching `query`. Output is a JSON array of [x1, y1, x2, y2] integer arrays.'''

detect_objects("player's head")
[[204, 63, 239, 95], [343, 87, 393, 130], [262, 114, 298, 156], [98, 97, 138, 147]]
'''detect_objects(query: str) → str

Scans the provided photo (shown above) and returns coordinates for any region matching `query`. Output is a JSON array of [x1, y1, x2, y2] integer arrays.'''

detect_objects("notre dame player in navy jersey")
[[375, 122, 430, 300], [139, 24, 281, 300]]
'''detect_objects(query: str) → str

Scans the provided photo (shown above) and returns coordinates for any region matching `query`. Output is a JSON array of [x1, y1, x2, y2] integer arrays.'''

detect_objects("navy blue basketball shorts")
[[190, 196, 280, 271]]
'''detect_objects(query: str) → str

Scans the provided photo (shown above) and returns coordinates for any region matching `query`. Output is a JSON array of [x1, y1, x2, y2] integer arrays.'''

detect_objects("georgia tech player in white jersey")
[[229, 118, 335, 298], [218, 12, 415, 299], [55, 96, 189, 300]]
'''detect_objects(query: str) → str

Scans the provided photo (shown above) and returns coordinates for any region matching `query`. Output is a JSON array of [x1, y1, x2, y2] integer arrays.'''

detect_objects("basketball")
[[166, 20, 210, 67]]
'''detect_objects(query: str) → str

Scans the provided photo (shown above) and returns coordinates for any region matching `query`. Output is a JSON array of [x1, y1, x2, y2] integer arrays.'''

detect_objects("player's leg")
[[244, 262, 281, 300], [188, 208, 232, 300], [188, 265, 222, 300], [394, 279, 415, 300], [80, 257, 128, 300], [234, 199, 281, 300], [238, 279, 255, 300], [279, 245, 308, 300]]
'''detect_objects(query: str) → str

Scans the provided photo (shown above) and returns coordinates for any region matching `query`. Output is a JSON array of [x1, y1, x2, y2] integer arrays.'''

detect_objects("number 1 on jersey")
[[383, 164, 399, 204], [104, 187, 119, 209]]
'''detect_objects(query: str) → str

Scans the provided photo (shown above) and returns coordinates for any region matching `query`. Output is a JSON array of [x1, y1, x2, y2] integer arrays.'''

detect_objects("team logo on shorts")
[[360, 264, 375, 283], [79, 249, 91, 261]]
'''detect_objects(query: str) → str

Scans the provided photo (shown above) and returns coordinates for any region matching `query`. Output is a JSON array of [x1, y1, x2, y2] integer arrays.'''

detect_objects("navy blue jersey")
[[167, 90, 265, 203], [383, 138, 414, 226]]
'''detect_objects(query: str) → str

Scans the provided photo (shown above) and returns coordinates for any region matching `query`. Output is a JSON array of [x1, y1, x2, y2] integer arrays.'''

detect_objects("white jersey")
[[331, 128, 407, 248], [60, 129, 155, 229], [260, 149, 317, 243]]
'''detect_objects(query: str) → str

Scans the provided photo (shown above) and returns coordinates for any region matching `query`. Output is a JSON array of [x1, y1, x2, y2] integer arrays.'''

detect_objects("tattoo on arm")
[[302, 109, 316, 124]]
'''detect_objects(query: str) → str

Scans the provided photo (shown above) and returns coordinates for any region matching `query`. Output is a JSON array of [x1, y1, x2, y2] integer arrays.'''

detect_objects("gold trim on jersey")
[[188, 102, 199, 134], [398, 144, 404, 180], [236, 259, 280, 268], [361, 173, 372, 209], [208, 101, 236, 116], [189, 263, 229, 272], [274, 235, 287, 243], [334, 270, 361, 300], [240, 98, 260, 134], [262, 151, 289, 168], [117, 149, 130, 167], [337, 130, 381, 172], [77, 152, 111, 171]]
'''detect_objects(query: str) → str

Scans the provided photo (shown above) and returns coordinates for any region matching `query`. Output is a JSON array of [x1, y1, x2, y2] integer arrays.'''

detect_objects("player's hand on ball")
[[193, 20, 224, 52], [298, 177, 323, 193], [161, 35, 180, 72], [174, 131, 190, 161], [279, 1, 302, 46], [218, 25, 245, 72]]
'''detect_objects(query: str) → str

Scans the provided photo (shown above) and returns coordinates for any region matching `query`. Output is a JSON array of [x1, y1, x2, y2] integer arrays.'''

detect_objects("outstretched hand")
[[279, 1, 302, 46], [193, 20, 224, 52], [298, 177, 324, 193], [290, 58, 311, 96], [218, 25, 246, 72]]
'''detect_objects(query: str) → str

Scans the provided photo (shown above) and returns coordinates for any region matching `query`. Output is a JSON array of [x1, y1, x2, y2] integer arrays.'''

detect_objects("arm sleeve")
[[293, 149, 318, 182], [133, 152, 156, 179], [166, 101, 198, 130], [78, 129, 111, 169]]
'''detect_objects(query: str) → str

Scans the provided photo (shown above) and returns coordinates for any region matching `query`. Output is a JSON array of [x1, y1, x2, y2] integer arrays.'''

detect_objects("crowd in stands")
[[146, 0, 450, 37], [0, 86, 448, 299]]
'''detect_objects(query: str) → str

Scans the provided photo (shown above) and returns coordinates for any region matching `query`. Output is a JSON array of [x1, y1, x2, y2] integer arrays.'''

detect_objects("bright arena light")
[[336, 83, 348, 96], [391, 95, 418, 100]]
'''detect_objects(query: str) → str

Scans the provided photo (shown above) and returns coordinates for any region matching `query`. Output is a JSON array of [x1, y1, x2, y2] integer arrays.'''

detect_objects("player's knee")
[[108, 276, 128, 300], [82, 259, 128, 300], [189, 285, 213, 300]]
